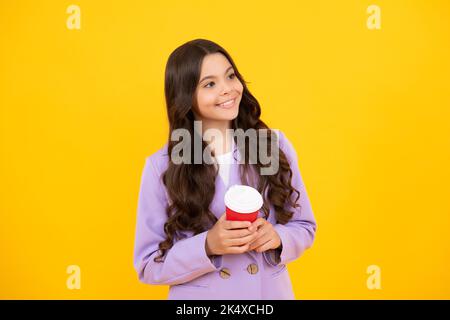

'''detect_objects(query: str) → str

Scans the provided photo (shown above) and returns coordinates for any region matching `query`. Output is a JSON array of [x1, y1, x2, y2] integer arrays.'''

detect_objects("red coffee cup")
[[224, 185, 263, 222]]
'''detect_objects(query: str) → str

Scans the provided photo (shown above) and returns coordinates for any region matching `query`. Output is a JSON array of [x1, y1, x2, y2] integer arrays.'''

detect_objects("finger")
[[250, 226, 269, 244], [226, 231, 259, 246], [251, 218, 267, 230], [219, 212, 227, 221], [248, 223, 271, 244], [227, 228, 256, 239], [224, 219, 252, 230], [255, 239, 276, 253], [248, 232, 272, 251], [226, 243, 251, 255], [247, 225, 268, 244]]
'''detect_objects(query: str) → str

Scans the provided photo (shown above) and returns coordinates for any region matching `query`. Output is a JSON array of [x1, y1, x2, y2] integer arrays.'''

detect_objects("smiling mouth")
[[216, 98, 236, 108]]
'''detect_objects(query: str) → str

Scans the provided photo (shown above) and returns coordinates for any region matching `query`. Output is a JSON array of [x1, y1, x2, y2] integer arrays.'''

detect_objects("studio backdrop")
[[1, 0, 449, 299]]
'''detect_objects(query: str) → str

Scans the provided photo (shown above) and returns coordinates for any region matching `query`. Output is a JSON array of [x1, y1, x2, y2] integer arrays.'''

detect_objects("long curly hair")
[[154, 39, 301, 262]]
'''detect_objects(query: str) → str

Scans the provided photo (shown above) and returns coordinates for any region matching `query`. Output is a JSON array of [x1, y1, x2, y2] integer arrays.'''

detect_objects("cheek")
[[197, 90, 218, 110], [235, 81, 244, 95]]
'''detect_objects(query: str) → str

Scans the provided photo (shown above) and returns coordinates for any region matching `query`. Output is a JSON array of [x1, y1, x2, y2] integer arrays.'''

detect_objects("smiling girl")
[[133, 39, 317, 300]]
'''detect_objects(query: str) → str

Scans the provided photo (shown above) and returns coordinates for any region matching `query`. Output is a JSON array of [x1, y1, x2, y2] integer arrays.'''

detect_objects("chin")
[[215, 108, 239, 121]]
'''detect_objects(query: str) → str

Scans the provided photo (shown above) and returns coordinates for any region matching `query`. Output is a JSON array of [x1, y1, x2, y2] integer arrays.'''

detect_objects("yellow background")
[[1, 0, 449, 299]]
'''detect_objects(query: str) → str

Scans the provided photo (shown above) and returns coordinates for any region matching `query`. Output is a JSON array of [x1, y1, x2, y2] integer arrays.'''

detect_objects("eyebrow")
[[199, 66, 234, 84]]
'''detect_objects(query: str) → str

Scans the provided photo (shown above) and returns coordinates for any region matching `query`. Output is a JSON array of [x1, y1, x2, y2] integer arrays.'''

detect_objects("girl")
[[133, 39, 317, 300]]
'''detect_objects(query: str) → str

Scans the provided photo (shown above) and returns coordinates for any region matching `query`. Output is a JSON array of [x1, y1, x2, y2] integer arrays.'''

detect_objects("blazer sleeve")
[[133, 155, 223, 286], [263, 130, 317, 267]]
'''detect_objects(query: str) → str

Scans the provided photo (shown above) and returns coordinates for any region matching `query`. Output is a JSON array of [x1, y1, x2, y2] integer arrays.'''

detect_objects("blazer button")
[[247, 263, 259, 275], [219, 268, 231, 279]]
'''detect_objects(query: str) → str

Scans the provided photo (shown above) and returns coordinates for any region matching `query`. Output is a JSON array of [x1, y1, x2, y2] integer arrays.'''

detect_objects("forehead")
[[200, 53, 232, 76]]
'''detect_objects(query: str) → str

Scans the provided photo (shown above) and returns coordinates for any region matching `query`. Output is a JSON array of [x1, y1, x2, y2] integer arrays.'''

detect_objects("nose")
[[220, 81, 233, 95]]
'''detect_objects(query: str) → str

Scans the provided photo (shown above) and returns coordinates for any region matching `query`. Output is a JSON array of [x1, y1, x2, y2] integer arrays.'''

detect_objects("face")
[[193, 53, 243, 123]]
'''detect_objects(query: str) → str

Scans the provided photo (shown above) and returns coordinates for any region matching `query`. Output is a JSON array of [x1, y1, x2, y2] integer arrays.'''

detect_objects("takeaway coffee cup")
[[224, 185, 263, 222]]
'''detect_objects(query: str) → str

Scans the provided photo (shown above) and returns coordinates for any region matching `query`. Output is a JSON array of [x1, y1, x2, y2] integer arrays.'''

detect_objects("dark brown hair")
[[154, 39, 301, 262]]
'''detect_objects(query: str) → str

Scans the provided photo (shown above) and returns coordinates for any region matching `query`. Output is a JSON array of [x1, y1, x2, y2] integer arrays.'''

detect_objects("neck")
[[198, 119, 233, 156]]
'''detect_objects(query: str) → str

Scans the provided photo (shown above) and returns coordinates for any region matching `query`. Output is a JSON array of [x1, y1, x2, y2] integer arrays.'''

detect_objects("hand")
[[206, 213, 259, 256], [247, 218, 281, 253]]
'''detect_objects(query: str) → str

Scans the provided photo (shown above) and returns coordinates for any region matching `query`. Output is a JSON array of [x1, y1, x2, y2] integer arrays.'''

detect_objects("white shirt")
[[215, 139, 235, 187]]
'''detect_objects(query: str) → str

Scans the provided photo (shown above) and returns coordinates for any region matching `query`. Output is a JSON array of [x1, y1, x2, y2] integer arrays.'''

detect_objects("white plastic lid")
[[224, 185, 263, 214]]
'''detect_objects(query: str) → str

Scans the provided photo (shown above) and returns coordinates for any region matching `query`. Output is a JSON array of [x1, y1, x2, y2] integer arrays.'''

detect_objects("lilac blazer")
[[133, 130, 317, 300]]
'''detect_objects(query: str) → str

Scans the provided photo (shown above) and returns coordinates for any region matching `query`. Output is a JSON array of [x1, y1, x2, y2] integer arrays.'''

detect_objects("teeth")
[[217, 99, 234, 107]]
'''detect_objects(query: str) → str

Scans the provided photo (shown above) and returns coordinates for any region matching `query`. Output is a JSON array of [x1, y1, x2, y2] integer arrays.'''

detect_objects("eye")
[[205, 81, 215, 88], [228, 73, 236, 79]]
